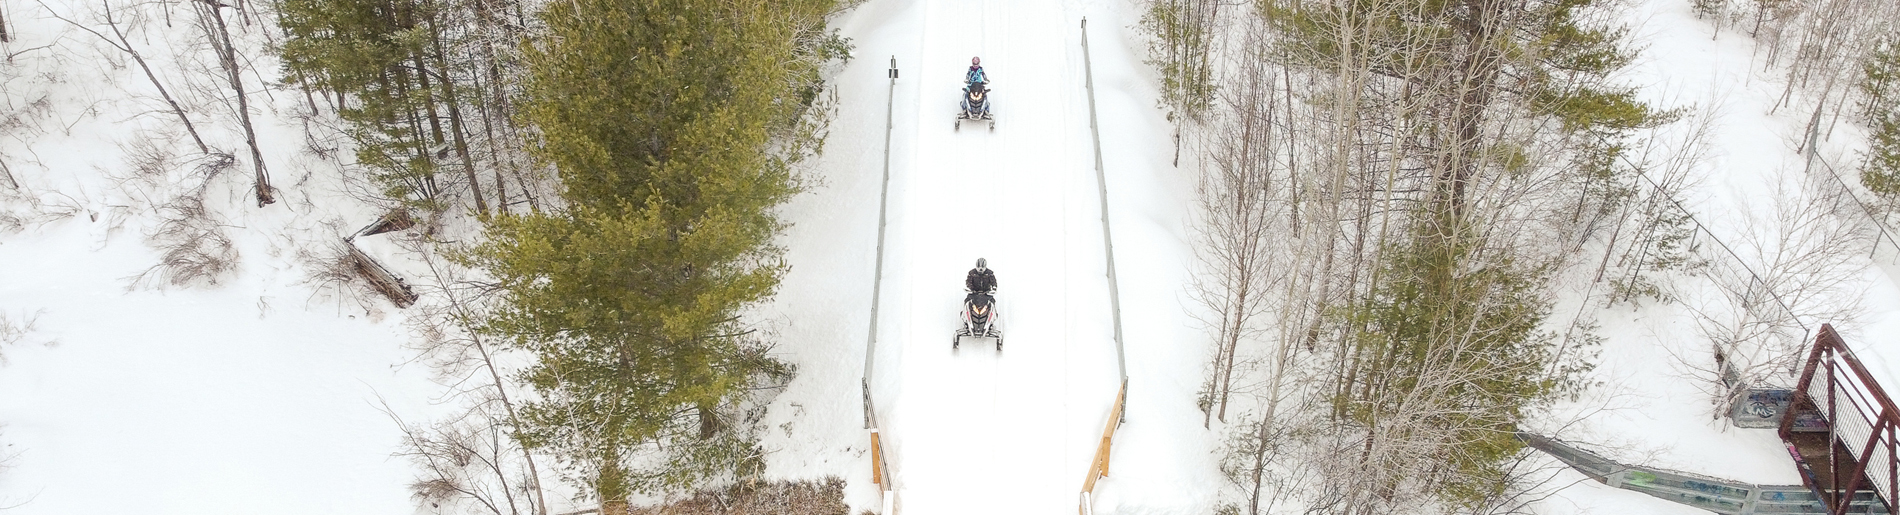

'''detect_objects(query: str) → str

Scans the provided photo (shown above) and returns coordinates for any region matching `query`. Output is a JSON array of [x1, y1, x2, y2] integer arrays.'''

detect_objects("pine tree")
[[1338, 215, 1559, 508], [467, 0, 846, 502], [1259, 0, 1651, 508], [1142, 0, 1220, 120], [279, 0, 490, 214], [1860, 34, 1900, 200], [1265, 0, 1661, 216]]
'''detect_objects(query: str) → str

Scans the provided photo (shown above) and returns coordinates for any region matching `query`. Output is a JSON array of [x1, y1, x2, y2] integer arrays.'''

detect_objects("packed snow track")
[[861, 0, 1123, 512]]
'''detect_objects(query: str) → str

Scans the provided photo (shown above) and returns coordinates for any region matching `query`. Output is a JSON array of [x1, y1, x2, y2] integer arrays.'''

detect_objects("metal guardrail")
[[1078, 17, 1132, 515], [861, 56, 899, 513], [1522, 433, 1889, 514]]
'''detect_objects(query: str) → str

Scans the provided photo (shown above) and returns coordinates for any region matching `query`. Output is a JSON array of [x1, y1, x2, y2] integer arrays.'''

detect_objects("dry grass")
[[135, 195, 237, 287], [131, 153, 237, 288], [626, 478, 848, 515]]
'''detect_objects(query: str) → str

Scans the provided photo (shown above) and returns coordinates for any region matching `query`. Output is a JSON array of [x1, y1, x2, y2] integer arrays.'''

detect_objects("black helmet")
[[975, 258, 987, 271]]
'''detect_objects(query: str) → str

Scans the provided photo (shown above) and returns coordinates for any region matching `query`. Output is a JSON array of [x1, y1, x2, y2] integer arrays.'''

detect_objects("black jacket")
[[966, 268, 997, 293]]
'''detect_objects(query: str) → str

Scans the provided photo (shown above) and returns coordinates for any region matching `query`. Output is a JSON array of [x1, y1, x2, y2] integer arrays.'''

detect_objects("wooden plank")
[[1103, 383, 1125, 476], [1081, 383, 1129, 493], [871, 429, 884, 485], [1082, 452, 1103, 492]]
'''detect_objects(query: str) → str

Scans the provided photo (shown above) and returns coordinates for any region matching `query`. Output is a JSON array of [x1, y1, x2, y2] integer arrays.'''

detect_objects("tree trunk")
[[430, 15, 488, 216], [199, 0, 273, 205]]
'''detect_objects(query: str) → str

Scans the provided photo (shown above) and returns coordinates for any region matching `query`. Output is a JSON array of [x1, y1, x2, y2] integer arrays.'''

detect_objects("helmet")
[[975, 258, 987, 271], [972, 56, 981, 66]]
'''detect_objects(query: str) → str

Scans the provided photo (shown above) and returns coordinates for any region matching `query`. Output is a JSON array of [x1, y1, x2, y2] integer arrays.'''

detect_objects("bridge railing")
[[860, 55, 899, 514], [1523, 432, 1888, 514], [1077, 16, 1131, 515], [1783, 324, 1900, 514]]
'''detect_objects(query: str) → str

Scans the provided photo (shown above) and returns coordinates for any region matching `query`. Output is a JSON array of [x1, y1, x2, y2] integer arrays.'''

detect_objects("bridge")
[[854, 10, 1130, 514], [1534, 325, 1896, 515]]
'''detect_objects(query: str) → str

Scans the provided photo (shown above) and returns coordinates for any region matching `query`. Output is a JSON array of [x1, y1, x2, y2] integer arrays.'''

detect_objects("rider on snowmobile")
[[956, 258, 1001, 349], [966, 56, 987, 86], [961, 57, 992, 121], [966, 258, 997, 294]]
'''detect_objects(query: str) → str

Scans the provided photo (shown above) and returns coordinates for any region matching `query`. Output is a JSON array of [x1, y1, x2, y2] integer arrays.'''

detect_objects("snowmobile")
[[955, 80, 994, 132], [954, 289, 1003, 350]]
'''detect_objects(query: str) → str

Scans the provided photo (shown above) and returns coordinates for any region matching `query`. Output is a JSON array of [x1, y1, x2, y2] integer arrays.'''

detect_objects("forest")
[[6, 0, 853, 511], [280, 0, 855, 511], [1155, 0, 1900, 512]]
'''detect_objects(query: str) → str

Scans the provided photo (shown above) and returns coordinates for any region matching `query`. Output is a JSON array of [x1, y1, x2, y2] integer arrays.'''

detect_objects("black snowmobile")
[[955, 80, 994, 132], [954, 290, 1002, 350]]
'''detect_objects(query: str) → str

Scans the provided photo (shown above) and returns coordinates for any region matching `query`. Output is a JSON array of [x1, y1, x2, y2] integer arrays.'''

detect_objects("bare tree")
[[191, 0, 273, 206], [1686, 171, 1869, 416], [1166, 0, 1651, 510], [1191, 31, 1283, 428], [382, 401, 539, 515], [43, 0, 212, 154], [401, 238, 548, 515]]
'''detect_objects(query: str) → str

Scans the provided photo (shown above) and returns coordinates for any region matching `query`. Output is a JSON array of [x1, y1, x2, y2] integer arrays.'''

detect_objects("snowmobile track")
[[864, 0, 1125, 513]]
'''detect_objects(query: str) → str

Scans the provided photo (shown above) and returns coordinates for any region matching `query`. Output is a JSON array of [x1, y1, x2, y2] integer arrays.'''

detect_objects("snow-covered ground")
[[1524, 0, 1900, 511], [0, 2, 447, 512], [6, 0, 1900, 512], [0, 224, 440, 513], [1, 0, 1215, 512]]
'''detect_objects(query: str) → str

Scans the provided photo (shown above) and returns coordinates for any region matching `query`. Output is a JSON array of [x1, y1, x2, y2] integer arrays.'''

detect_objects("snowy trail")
[[865, 0, 1120, 512], [764, 0, 1215, 511]]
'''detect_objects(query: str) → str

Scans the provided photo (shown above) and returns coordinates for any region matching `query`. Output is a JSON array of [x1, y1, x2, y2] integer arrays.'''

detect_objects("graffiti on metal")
[[1731, 389, 1792, 428], [1729, 389, 1828, 430]]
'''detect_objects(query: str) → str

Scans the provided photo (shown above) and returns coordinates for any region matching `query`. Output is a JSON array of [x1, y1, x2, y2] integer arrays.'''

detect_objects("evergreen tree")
[[1860, 34, 1900, 200], [1265, 0, 1661, 217], [1142, 0, 1219, 120], [279, 0, 490, 213], [1261, 0, 1651, 507], [467, 0, 846, 503], [1338, 215, 1560, 508]]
